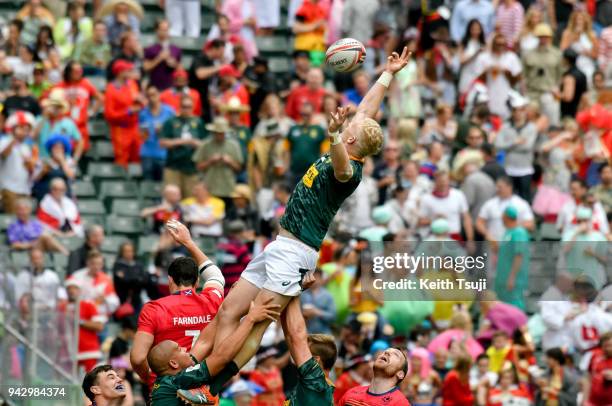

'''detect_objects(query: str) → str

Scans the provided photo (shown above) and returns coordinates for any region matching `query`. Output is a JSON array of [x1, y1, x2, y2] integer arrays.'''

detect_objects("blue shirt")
[[450, 0, 495, 42], [139, 104, 175, 160], [38, 117, 82, 159], [300, 287, 336, 335], [7, 219, 44, 244]]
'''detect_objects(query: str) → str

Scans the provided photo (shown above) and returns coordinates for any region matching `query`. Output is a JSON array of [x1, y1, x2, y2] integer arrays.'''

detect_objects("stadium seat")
[[139, 181, 163, 201], [53, 252, 68, 272], [268, 57, 291, 73], [538, 223, 562, 241], [138, 235, 159, 256], [196, 236, 217, 253], [171, 36, 204, 51], [100, 181, 138, 200], [82, 215, 105, 228], [88, 76, 107, 93], [107, 216, 144, 236], [111, 199, 142, 217], [103, 253, 117, 269], [77, 199, 106, 216], [202, 14, 215, 31], [87, 163, 127, 180], [89, 120, 109, 139], [73, 180, 97, 198], [100, 235, 129, 254], [141, 34, 156, 48], [256, 36, 289, 54], [127, 164, 143, 179], [11, 251, 30, 270], [0, 214, 13, 231], [57, 236, 84, 251], [92, 141, 115, 161]]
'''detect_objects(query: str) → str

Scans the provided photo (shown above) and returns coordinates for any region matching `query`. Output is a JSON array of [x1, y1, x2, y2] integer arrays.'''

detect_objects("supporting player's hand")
[[246, 297, 282, 324], [328, 106, 349, 133], [301, 271, 316, 290], [385, 46, 410, 75], [166, 220, 193, 246]]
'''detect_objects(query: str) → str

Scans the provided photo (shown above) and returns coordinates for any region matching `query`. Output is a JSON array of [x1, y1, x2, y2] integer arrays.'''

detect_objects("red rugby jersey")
[[338, 385, 410, 406]]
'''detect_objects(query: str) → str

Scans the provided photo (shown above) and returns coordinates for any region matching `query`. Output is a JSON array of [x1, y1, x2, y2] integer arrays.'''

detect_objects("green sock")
[[209, 361, 239, 395]]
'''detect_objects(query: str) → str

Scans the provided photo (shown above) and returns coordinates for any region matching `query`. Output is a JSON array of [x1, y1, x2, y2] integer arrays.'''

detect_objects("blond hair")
[[566, 10, 595, 42], [356, 118, 384, 157]]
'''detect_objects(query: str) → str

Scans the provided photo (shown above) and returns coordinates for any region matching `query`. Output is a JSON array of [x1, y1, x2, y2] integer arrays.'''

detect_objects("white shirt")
[[70, 269, 119, 317], [15, 268, 67, 310], [184, 201, 224, 237], [538, 286, 573, 350], [419, 188, 469, 234], [474, 51, 522, 118], [0, 136, 32, 194], [568, 303, 612, 370], [478, 194, 534, 240], [556, 200, 610, 235]]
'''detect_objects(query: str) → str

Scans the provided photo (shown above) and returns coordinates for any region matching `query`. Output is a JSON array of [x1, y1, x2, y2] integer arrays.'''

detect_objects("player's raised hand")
[[329, 106, 349, 133], [246, 297, 282, 323], [166, 220, 193, 246], [301, 271, 316, 290], [385, 46, 410, 74]]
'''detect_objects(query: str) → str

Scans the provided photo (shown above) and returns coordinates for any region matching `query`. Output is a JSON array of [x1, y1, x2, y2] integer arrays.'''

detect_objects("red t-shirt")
[[441, 370, 474, 406], [73, 300, 104, 359], [137, 287, 224, 386], [249, 367, 285, 406], [339, 385, 410, 406], [285, 85, 326, 121], [159, 87, 202, 117], [56, 79, 98, 143], [334, 372, 362, 405], [588, 351, 612, 405], [486, 385, 532, 406]]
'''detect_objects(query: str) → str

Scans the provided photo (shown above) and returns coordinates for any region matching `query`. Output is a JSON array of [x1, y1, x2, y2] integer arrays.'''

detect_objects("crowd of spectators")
[[0, 0, 611, 405]]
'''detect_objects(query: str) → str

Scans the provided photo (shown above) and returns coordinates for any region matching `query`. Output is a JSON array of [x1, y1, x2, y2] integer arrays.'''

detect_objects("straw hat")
[[41, 88, 70, 114], [220, 96, 250, 113], [231, 184, 252, 201], [534, 23, 553, 37], [97, 0, 144, 20], [205, 116, 231, 133]]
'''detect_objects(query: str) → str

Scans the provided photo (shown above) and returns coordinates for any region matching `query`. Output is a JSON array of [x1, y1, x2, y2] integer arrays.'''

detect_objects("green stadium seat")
[[202, 14, 215, 31], [141, 34, 156, 48], [171, 36, 204, 51], [82, 215, 105, 228], [103, 253, 117, 268], [268, 57, 291, 73], [0, 214, 14, 231], [77, 199, 106, 215], [88, 76, 107, 93], [57, 236, 84, 251], [93, 141, 115, 161], [256, 36, 289, 53], [107, 216, 144, 236], [139, 181, 163, 200], [538, 223, 562, 241], [11, 251, 30, 270], [74, 180, 96, 198], [87, 163, 126, 180], [127, 164, 143, 179], [182, 55, 194, 69], [89, 120, 108, 138], [100, 235, 129, 254], [111, 199, 141, 217], [100, 181, 138, 200], [138, 235, 160, 256], [196, 236, 217, 253]]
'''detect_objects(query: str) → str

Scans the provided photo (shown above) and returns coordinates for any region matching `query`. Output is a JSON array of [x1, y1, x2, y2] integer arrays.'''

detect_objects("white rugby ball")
[[325, 38, 366, 73]]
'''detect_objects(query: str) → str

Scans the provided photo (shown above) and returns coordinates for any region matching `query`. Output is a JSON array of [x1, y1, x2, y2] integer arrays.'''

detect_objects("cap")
[[431, 218, 450, 235], [172, 68, 188, 79], [256, 345, 278, 363], [576, 206, 592, 220], [218, 64, 241, 78], [65, 279, 81, 288], [231, 184, 252, 201], [345, 353, 372, 370], [112, 59, 134, 76], [534, 23, 553, 37], [372, 206, 392, 225], [369, 340, 390, 355], [503, 205, 518, 220]]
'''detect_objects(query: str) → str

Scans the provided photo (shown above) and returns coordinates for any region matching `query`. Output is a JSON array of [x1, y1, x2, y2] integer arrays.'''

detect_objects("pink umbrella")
[[427, 329, 484, 359]]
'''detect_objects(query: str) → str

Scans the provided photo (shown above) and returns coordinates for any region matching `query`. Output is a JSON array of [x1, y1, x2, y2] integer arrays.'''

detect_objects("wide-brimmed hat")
[[205, 116, 231, 133], [452, 149, 484, 180], [220, 96, 250, 113], [6, 111, 36, 131], [41, 88, 70, 114], [97, 0, 144, 20], [45, 134, 72, 156], [534, 23, 553, 37], [231, 184, 252, 201]]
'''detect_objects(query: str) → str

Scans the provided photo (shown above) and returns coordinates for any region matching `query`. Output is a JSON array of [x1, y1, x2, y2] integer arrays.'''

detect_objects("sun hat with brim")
[[231, 184, 252, 201], [372, 205, 393, 225], [576, 206, 592, 220], [45, 134, 72, 156], [220, 96, 250, 113], [97, 0, 144, 20], [452, 149, 484, 180], [6, 111, 36, 131], [41, 88, 70, 114], [503, 205, 518, 220], [534, 23, 553, 37], [205, 116, 231, 133], [431, 218, 450, 235]]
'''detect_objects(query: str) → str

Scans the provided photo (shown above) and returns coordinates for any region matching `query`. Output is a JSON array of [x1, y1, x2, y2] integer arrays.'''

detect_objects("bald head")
[[147, 340, 194, 376]]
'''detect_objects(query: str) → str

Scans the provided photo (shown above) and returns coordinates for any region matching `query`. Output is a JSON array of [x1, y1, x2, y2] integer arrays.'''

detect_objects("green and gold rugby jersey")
[[284, 357, 334, 405], [280, 154, 363, 249]]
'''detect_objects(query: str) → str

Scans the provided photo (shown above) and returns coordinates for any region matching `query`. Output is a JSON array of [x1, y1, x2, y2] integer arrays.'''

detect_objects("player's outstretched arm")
[[328, 107, 353, 182], [280, 296, 312, 368], [166, 220, 224, 290], [205, 298, 281, 376], [355, 47, 410, 120]]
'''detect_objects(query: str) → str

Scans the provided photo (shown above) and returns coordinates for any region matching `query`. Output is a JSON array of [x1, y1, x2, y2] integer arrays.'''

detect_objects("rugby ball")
[[325, 38, 366, 73]]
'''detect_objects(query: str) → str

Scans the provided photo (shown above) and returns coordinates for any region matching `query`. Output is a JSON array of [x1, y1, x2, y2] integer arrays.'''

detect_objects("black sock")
[[209, 361, 239, 395]]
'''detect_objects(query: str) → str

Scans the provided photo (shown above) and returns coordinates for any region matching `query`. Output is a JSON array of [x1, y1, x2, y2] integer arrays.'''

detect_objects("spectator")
[[74, 20, 112, 76], [403, 347, 442, 405], [221, 97, 251, 167], [160, 68, 202, 117], [285, 67, 326, 121], [226, 184, 259, 234], [67, 225, 105, 276], [206, 14, 237, 63], [477, 293, 528, 345], [562, 207, 608, 289], [102, 0, 141, 54], [286, 101, 327, 185], [70, 250, 120, 318], [16, 0, 55, 46], [450, 0, 494, 43], [419, 171, 474, 242], [37, 177, 83, 238], [459, 157, 495, 224], [538, 272, 574, 350], [254, 93, 295, 138], [495, 205, 530, 310], [486, 365, 532, 405], [162, 0, 200, 37], [452, 126, 485, 174], [474, 34, 522, 119], [419, 29, 457, 112], [2, 72, 41, 118], [217, 219, 252, 295], [586, 332, 612, 405], [219, 0, 258, 61], [0, 111, 36, 213], [441, 355, 474, 406], [33, 25, 60, 78], [189, 39, 225, 123], [65, 279, 104, 373], [53, 1, 92, 61], [140, 184, 183, 233], [15, 247, 66, 310], [36, 88, 84, 161], [494, 92, 537, 201], [55, 61, 103, 153], [8, 198, 68, 254], [591, 163, 612, 214], [253, 0, 280, 34], [480, 143, 506, 181], [4, 19, 23, 57], [139, 84, 175, 181], [28, 63, 51, 100], [104, 59, 143, 168], [522, 23, 562, 126], [560, 11, 598, 85], [112, 241, 150, 315], [535, 347, 579, 406], [580, 70, 607, 110], [458, 19, 486, 96], [182, 181, 225, 238], [143, 20, 181, 91], [250, 346, 286, 405], [334, 354, 373, 404], [599, 25, 612, 77], [559, 49, 588, 119], [341, 0, 378, 44], [106, 31, 142, 81], [477, 176, 534, 242], [495, 0, 524, 49], [32, 134, 77, 201], [194, 116, 243, 204], [300, 268, 336, 335], [1, 43, 36, 82], [292, 0, 327, 55], [557, 179, 609, 235], [518, 6, 542, 55], [109, 318, 136, 360], [289, 50, 312, 89], [215, 64, 250, 126], [420, 103, 458, 147], [469, 354, 497, 392]]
